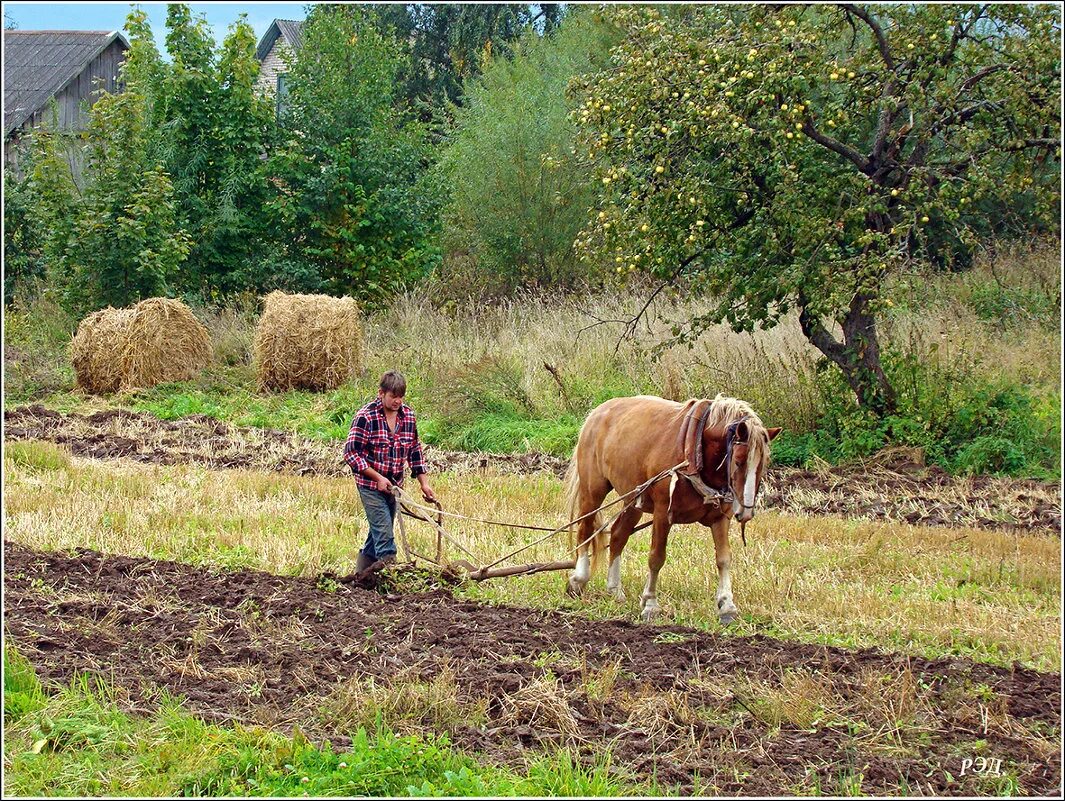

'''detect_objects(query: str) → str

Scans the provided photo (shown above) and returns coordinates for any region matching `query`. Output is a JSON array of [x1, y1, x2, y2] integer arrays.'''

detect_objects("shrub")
[[436, 8, 622, 295]]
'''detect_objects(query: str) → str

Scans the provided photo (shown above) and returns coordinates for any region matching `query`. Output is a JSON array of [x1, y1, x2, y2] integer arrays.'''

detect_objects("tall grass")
[[4, 240, 1060, 472]]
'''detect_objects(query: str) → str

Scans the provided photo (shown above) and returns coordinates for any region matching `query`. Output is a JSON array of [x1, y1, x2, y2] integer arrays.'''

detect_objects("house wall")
[[4, 39, 126, 177], [256, 39, 294, 96]]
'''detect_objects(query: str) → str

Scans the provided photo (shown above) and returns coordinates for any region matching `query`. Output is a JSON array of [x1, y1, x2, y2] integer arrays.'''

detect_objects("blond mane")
[[706, 393, 770, 469]]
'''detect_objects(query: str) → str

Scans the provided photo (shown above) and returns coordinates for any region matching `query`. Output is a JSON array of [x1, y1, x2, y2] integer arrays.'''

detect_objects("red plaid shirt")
[[343, 398, 427, 489]]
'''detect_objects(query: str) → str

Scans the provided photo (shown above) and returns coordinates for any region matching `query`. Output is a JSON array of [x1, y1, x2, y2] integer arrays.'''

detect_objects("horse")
[[562, 393, 781, 624]]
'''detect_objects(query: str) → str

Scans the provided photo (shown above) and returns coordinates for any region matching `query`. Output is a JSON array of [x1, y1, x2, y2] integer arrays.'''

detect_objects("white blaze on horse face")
[[737, 458, 757, 522]]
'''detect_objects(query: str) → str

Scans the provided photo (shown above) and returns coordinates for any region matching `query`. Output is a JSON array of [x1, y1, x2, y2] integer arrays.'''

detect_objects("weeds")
[[6, 240, 1059, 475]]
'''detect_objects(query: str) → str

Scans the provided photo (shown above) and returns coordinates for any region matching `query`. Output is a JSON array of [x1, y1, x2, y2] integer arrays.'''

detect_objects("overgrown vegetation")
[[5, 241, 1060, 478], [3, 651, 645, 797], [2, 3, 1061, 479]]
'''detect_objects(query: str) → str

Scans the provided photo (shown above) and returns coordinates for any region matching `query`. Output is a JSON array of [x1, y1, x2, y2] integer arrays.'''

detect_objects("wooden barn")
[[3, 29, 129, 173], [255, 18, 303, 114]]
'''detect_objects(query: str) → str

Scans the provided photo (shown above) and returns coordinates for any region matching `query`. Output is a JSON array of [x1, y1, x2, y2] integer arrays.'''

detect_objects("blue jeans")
[[357, 485, 398, 561]]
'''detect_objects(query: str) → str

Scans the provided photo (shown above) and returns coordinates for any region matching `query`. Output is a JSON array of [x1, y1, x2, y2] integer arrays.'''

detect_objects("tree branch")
[[801, 116, 872, 174], [941, 4, 989, 66], [798, 302, 849, 369], [839, 4, 896, 72]]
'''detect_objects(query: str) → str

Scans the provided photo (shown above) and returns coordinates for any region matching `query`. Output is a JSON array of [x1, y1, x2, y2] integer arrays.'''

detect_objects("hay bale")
[[70, 298, 211, 395], [70, 307, 133, 394], [253, 291, 364, 392]]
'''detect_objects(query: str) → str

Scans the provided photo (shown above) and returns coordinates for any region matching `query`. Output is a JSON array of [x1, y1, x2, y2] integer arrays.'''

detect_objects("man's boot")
[[355, 550, 374, 573]]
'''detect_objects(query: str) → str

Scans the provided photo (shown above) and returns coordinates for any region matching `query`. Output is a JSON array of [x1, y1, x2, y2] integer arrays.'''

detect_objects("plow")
[[377, 458, 733, 583]]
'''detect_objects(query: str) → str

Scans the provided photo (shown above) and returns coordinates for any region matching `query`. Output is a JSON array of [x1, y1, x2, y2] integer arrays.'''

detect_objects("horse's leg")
[[639, 510, 671, 622], [566, 478, 610, 598], [710, 515, 739, 625], [605, 506, 642, 602]]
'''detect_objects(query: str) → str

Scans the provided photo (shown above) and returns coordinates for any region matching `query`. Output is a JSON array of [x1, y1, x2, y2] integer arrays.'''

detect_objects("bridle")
[[717, 414, 763, 513]]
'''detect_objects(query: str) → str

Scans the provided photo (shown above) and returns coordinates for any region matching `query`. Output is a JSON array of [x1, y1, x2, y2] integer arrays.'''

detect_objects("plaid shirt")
[[343, 398, 427, 489]]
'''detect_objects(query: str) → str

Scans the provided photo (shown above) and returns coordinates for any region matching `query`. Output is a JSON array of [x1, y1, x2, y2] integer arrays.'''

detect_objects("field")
[[3, 250, 1062, 796], [3, 412, 1062, 796]]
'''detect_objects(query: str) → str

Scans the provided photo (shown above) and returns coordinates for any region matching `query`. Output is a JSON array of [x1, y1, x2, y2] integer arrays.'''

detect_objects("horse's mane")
[[706, 393, 770, 468]]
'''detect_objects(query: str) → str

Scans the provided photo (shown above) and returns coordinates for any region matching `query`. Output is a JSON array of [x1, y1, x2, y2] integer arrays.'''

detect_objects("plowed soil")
[[4, 404, 1060, 534], [5, 542, 1060, 796]]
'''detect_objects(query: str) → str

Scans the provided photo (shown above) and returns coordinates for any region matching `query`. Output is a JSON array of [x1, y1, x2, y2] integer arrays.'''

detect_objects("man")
[[344, 370, 437, 574]]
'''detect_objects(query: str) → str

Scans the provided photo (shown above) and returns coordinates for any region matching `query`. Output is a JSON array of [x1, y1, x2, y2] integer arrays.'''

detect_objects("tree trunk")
[[799, 293, 897, 416]]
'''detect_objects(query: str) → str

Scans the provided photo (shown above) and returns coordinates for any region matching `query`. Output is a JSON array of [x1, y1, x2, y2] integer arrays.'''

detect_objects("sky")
[[3, 2, 310, 56]]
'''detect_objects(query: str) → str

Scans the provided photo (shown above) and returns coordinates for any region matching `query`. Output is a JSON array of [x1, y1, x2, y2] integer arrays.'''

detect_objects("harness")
[[663, 401, 758, 522]]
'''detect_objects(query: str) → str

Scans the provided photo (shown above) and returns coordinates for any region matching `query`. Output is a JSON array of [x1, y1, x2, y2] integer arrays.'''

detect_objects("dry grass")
[[370, 287, 825, 434], [253, 291, 364, 392], [499, 674, 580, 738], [70, 298, 211, 395], [318, 666, 486, 736], [3, 445, 1060, 671]]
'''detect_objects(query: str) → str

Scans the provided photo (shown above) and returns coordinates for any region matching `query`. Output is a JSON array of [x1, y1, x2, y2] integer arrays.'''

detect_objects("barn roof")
[[3, 29, 129, 137], [255, 19, 304, 62]]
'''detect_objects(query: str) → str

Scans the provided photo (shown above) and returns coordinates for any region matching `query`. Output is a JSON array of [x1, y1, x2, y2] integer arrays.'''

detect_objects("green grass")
[[3, 648, 652, 797]]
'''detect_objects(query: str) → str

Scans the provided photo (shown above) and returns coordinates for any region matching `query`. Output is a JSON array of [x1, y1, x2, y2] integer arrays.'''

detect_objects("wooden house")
[[3, 29, 129, 172], [255, 19, 303, 115]]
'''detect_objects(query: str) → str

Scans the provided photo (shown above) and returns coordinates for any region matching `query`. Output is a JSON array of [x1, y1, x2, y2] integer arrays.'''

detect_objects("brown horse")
[[563, 394, 781, 624]]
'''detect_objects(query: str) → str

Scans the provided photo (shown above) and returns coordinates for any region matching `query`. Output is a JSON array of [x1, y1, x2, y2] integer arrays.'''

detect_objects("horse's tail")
[[564, 439, 606, 568]]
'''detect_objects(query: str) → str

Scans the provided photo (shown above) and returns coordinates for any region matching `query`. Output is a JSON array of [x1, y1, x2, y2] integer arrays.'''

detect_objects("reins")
[[381, 402, 761, 579]]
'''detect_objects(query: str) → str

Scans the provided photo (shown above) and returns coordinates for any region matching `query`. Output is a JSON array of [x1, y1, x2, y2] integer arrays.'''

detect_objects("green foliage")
[[158, 7, 275, 298], [47, 9, 190, 313], [4, 645, 46, 724], [573, 4, 1061, 413], [437, 10, 623, 294], [3, 667, 646, 797], [371, 4, 566, 121], [776, 348, 1061, 478], [263, 5, 440, 304], [965, 280, 1058, 329], [4, 108, 80, 305]]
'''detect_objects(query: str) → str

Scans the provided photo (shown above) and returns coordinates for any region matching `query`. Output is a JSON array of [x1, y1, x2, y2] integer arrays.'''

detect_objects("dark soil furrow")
[[4, 542, 1060, 796]]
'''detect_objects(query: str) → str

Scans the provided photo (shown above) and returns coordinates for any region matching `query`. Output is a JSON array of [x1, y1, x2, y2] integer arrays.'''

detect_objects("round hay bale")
[[70, 298, 211, 395], [70, 307, 134, 394], [120, 298, 212, 391], [253, 291, 364, 392]]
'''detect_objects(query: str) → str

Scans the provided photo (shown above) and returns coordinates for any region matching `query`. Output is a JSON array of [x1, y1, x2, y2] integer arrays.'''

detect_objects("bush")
[[806, 344, 1060, 478], [436, 9, 623, 295]]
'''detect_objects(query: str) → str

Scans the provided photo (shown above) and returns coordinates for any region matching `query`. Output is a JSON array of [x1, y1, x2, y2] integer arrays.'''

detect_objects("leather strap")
[[674, 399, 698, 464], [681, 399, 712, 476]]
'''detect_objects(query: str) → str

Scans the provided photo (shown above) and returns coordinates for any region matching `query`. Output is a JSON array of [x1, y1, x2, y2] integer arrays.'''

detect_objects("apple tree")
[[572, 4, 1060, 415]]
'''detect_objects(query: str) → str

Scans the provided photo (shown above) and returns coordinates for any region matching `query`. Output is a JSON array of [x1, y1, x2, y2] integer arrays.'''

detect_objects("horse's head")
[[702, 419, 782, 523]]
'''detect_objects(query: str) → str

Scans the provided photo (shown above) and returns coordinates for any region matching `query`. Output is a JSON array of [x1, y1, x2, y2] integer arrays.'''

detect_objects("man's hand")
[[375, 475, 393, 493], [419, 478, 437, 503]]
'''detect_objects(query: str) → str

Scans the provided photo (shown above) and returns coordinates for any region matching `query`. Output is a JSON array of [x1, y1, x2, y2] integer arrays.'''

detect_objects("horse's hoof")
[[566, 579, 584, 598], [718, 610, 737, 626], [607, 586, 626, 602], [640, 602, 660, 622]]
